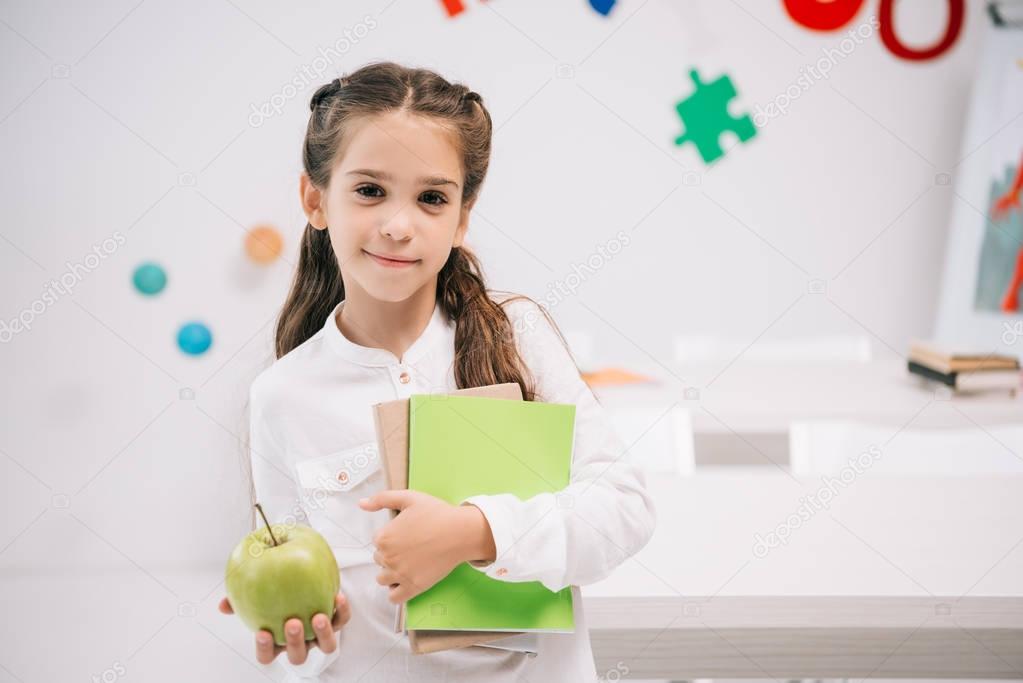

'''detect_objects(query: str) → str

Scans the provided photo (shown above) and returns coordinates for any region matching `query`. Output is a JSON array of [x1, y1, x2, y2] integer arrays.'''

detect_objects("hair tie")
[[310, 77, 345, 112]]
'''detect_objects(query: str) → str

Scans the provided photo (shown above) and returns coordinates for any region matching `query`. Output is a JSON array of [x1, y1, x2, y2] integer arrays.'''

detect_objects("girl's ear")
[[453, 199, 475, 248], [300, 173, 328, 230]]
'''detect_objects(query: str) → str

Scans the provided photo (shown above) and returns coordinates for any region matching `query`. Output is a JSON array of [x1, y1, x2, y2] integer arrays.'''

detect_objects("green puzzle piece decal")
[[673, 69, 757, 164]]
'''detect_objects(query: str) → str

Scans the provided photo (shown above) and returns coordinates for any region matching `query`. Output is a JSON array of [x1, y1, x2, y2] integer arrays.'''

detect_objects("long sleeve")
[[460, 298, 657, 593], [249, 380, 341, 682]]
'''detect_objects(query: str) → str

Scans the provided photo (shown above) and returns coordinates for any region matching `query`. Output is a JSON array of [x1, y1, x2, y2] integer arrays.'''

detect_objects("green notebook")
[[405, 393, 576, 632]]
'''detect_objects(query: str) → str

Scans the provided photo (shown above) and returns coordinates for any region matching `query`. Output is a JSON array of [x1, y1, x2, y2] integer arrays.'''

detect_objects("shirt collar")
[[322, 297, 451, 367]]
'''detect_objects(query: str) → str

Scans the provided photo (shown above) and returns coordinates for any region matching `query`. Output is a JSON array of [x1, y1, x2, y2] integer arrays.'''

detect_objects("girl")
[[219, 61, 656, 682]]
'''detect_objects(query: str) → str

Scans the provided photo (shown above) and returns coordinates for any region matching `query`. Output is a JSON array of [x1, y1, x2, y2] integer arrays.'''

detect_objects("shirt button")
[[398, 371, 410, 384], [336, 470, 349, 484], [496, 567, 508, 577]]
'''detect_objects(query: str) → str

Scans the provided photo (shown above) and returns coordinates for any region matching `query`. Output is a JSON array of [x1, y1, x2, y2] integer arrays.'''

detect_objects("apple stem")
[[254, 503, 279, 547]]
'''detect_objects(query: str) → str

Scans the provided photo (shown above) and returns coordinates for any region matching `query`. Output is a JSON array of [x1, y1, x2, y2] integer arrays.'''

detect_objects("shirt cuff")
[[460, 494, 518, 580]]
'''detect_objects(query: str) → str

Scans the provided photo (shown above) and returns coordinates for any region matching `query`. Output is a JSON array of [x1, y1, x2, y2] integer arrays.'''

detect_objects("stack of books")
[[371, 383, 577, 655], [908, 340, 1021, 396]]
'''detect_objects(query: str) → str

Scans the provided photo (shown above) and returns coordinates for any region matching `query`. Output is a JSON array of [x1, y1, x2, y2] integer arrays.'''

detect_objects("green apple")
[[225, 505, 341, 646]]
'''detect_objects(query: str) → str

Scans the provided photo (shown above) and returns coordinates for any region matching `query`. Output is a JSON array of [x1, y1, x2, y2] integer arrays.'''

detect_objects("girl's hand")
[[218, 592, 351, 666], [358, 490, 496, 604]]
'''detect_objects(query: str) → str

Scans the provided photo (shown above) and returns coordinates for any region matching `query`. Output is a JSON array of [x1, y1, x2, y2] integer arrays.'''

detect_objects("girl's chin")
[[357, 280, 423, 303]]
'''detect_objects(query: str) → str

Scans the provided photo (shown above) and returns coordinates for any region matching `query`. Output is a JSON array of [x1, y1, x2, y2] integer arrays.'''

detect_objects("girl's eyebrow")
[[347, 168, 459, 189]]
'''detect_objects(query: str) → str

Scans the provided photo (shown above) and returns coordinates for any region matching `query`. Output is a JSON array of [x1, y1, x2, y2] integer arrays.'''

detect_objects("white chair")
[[607, 405, 695, 476], [789, 419, 1023, 476], [568, 326, 694, 475]]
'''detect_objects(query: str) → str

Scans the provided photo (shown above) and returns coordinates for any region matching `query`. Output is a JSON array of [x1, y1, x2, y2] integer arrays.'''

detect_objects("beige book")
[[909, 339, 1020, 373], [371, 382, 527, 655]]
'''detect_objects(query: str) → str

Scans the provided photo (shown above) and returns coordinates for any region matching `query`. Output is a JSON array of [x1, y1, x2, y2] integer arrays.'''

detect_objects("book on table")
[[907, 339, 1021, 395]]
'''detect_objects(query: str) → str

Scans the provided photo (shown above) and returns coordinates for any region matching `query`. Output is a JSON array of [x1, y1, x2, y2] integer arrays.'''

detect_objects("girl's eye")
[[420, 191, 447, 206], [356, 184, 384, 198]]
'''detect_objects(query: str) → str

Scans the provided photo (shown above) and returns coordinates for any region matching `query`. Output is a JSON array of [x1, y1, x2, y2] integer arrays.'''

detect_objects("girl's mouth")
[[364, 250, 421, 268]]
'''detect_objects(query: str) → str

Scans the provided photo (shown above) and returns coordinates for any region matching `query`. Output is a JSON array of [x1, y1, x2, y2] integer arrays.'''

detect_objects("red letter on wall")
[[878, 0, 964, 61]]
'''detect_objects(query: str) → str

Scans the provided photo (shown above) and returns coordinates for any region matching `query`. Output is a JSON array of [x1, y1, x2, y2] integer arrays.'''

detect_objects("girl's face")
[[301, 110, 471, 303]]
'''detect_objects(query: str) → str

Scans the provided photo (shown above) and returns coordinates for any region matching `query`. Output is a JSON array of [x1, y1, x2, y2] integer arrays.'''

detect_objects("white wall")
[[0, 0, 993, 577]]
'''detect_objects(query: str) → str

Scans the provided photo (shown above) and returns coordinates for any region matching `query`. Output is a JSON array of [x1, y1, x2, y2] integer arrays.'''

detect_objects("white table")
[[592, 359, 1023, 434], [592, 359, 1023, 469], [582, 471, 1023, 678], [1, 472, 1020, 681]]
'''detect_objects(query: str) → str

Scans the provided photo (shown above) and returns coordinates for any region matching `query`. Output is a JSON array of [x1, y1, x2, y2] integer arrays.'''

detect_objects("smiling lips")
[[364, 250, 420, 268]]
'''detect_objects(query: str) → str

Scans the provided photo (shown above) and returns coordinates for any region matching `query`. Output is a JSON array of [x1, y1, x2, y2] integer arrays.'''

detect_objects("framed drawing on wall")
[[935, 12, 1023, 357]]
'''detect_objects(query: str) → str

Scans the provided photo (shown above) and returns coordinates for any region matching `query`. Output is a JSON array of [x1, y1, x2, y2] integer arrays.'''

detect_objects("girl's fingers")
[[284, 617, 308, 665], [218, 597, 233, 615], [312, 613, 336, 653], [332, 593, 351, 631], [388, 584, 410, 605], [375, 570, 401, 587], [245, 598, 346, 664], [255, 630, 276, 665]]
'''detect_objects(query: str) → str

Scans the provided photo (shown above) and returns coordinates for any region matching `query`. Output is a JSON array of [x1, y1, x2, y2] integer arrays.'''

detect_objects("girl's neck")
[[335, 280, 438, 364]]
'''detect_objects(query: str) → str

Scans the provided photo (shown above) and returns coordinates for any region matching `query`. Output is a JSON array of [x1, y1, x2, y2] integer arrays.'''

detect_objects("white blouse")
[[248, 293, 656, 682]]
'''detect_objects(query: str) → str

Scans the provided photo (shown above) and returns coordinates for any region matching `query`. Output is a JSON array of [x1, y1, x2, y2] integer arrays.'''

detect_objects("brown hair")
[[274, 61, 576, 401]]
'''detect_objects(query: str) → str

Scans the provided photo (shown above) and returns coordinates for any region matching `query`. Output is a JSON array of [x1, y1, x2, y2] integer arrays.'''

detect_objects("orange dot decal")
[[245, 225, 283, 264]]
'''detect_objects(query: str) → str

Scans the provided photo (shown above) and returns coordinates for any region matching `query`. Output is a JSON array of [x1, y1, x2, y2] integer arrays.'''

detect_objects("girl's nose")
[[381, 206, 414, 241]]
